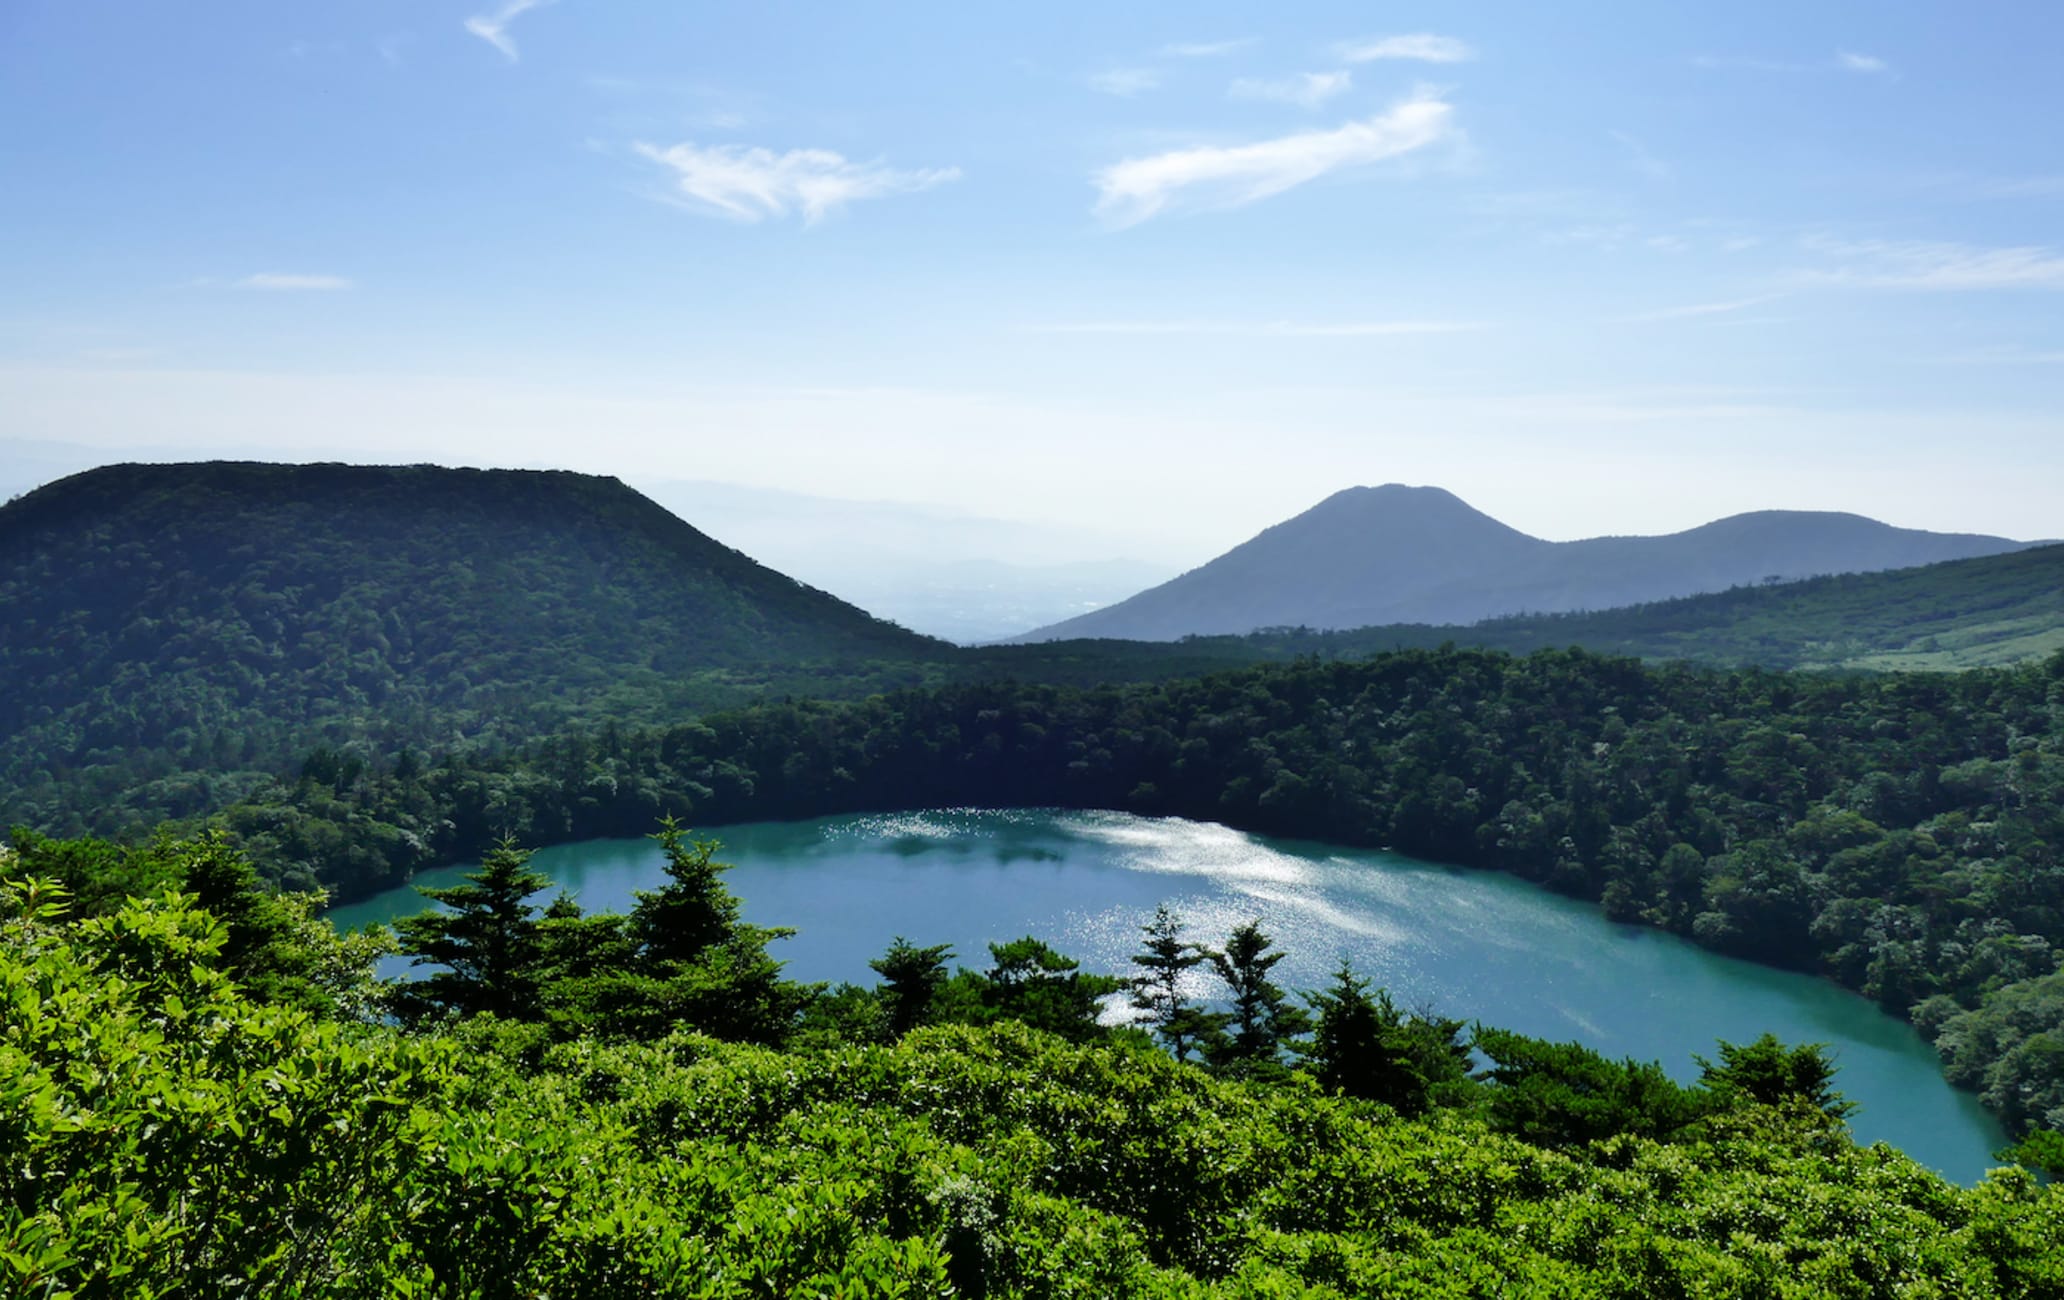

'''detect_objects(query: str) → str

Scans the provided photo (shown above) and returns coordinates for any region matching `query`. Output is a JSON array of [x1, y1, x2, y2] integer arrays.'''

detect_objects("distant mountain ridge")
[[6, 462, 2057, 843], [1014, 485, 2040, 642]]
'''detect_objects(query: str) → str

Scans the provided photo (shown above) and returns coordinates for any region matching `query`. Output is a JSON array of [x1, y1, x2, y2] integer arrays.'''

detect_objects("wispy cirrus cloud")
[[1860, 172, 2064, 203], [1609, 130, 1670, 181], [1801, 237, 2064, 290], [1089, 67, 1161, 96], [1977, 175, 2064, 198], [78, 347, 161, 363], [1031, 319, 1483, 337], [1092, 95, 1456, 227], [1335, 34, 1474, 65], [1931, 345, 2064, 365], [1619, 295, 1782, 322], [1693, 50, 1894, 75], [235, 273, 353, 291], [1542, 223, 1637, 251], [1690, 54, 1807, 72], [1158, 38, 1255, 59], [1230, 71, 1352, 110], [633, 140, 959, 224], [465, 0, 551, 62]]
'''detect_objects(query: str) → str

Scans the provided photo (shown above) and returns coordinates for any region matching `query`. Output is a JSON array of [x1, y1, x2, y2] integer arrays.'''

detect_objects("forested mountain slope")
[[0, 462, 945, 832], [3, 462, 2058, 845], [1016, 484, 2038, 641]]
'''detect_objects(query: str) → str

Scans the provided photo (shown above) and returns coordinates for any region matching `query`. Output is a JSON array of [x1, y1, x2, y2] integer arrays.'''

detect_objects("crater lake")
[[328, 807, 2008, 1183]]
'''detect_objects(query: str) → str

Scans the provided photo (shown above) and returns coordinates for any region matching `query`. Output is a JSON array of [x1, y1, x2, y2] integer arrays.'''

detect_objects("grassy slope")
[[1460, 542, 2064, 670]]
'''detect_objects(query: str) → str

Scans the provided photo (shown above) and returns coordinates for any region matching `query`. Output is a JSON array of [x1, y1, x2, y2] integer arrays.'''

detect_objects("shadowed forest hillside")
[[0, 462, 946, 831]]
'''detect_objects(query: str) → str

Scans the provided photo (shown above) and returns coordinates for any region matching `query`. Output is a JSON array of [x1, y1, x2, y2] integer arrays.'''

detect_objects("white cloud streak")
[[1694, 50, 1894, 75], [1159, 39, 1255, 58], [235, 274, 353, 291], [1932, 346, 2064, 365], [1089, 67, 1161, 96], [1092, 95, 1456, 227], [1802, 238, 2064, 290], [1691, 54, 1809, 72], [1230, 71, 1352, 110], [1336, 34, 1474, 64], [1980, 175, 2064, 198], [1620, 295, 1781, 322], [1032, 320, 1483, 337], [465, 0, 550, 62], [633, 141, 959, 224], [1608, 130, 1671, 181]]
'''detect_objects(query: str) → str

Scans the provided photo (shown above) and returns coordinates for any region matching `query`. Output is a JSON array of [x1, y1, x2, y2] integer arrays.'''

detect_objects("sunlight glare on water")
[[328, 807, 2010, 1184]]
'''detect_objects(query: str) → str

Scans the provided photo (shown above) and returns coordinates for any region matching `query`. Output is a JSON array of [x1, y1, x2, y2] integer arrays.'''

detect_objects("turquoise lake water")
[[329, 807, 2009, 1184]]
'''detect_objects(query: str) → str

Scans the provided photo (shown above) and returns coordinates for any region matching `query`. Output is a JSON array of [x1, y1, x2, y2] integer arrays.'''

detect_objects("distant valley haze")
[[4, 450, 2043, 644]]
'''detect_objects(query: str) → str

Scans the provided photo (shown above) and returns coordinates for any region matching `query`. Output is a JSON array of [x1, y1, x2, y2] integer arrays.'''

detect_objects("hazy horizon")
[[5, 3, 2061, 550], [4, 442, 2049, 565]]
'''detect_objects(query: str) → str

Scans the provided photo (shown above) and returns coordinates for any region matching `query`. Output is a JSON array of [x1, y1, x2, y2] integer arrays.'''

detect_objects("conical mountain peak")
[[1013, 487, 2032, 642]]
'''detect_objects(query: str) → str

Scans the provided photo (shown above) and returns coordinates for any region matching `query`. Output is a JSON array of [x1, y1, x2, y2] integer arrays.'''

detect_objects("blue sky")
[[3, 1, 2061, 556]]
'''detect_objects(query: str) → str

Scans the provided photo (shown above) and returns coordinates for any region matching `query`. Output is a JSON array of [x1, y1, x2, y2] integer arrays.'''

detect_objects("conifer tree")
[[1697, 1033, 1857, 1120], [1127, 905, 1224, 1062], [391, 839, 548, 1024], [1302, 962, 1393, 1098], [1301, 963, 1469, 1115], [872, 937, 957, 1039], [531, 893, 636, 1034], [1204, 920, 1310, 1081], [983, 935, 1123, 1041], [615, 818, 811, 1043]]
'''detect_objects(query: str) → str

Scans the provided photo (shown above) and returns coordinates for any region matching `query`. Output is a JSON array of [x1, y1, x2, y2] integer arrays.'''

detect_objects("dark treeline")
[[190, 646, 2064, 1138], [12, 828, 2063, 1295]]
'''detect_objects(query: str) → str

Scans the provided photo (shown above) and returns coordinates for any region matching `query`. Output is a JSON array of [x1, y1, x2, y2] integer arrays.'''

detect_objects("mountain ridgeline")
[[1016, 484, 2040, 642], [0, 462, 944, 831], [4, 462, 2063, 840]]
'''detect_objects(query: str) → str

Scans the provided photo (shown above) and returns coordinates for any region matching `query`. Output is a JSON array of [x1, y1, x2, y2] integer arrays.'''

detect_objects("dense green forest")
[[0, 462, 949, 835], [8, 830, 2062, 1296], [6, 462, 2061, 843], [163, 647, 2064, 1143]]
